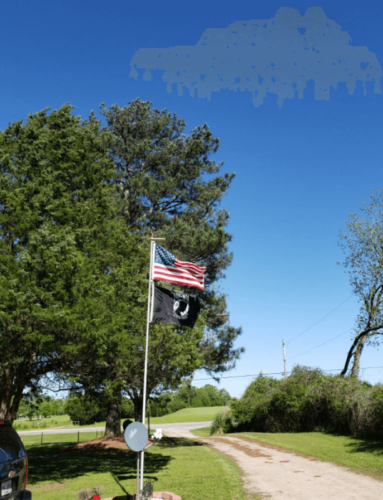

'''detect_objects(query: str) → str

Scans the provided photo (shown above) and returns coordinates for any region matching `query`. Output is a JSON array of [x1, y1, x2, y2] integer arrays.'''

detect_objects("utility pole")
[[282, 340, 288, 378]]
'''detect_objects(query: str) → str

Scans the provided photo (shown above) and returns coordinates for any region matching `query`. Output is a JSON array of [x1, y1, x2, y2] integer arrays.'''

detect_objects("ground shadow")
[[319, 429, 383, 456], [157, 437, 203, 448], [345, 438, 383, 456], [27, 443, 172, 485]]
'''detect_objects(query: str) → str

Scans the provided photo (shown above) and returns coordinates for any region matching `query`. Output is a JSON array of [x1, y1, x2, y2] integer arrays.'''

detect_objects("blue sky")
[[1, 1, 383, 398]]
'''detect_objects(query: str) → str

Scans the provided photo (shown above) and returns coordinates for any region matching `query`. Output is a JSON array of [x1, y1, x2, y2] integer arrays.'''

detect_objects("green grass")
[[13, 415, 72, 431], [80, 406, 228, 428], [147, 406, 228, 424], [15, 407, 227, 433], [190, 426, 212, 437], [21, 431, 105, 446], [24, 433, 257, 500], [235, 431, 383, 480]]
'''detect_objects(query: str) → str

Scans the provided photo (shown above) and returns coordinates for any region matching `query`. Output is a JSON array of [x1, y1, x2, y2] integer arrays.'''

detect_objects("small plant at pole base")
[[76, 486, 104, 500], [142, 481, 153, 499]]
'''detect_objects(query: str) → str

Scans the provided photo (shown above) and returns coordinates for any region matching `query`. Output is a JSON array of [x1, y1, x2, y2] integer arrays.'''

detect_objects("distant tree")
[[50, 399, 65, 416], [164, 381, 231, 413], [219, 388, 231, 406], [64, 394, 101, 425], [339, 192, 383, 376], [39, 401, 53, 418], [18, 391, 44, 420], [121, 397, 134, 418], [149, 393, 172, 417]]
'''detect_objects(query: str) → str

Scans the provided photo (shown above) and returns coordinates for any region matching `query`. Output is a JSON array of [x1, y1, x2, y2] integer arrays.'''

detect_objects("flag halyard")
[[153, 244, 206, 290]]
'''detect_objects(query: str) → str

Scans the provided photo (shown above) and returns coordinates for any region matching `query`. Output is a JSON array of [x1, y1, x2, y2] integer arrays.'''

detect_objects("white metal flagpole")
[[140, 238, 155, 493], [140, 236, 164, 494]]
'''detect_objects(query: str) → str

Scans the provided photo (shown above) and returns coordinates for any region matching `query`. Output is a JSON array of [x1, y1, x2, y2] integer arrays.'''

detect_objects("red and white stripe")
[[153, 258, 206, 290]]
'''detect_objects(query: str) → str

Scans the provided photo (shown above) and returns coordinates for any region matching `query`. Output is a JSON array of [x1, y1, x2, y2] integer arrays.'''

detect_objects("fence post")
[[41, 432, 43, 444], [78, 431, 80, 443]]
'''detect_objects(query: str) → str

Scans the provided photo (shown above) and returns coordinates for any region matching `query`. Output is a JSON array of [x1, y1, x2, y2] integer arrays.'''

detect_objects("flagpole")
[[140, 236, 164, 495]]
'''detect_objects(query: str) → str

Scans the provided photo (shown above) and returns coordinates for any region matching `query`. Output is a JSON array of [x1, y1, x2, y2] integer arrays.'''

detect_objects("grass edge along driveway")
[[191, 427, 383, 481], [25, 434, 259, 500]]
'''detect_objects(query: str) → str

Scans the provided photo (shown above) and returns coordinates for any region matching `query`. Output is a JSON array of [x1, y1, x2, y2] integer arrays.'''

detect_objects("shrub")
[[210, 409, 233, 435], [229, 365, 383, 439], [76, 486, 104, 500], [65, 395, 101, 425]]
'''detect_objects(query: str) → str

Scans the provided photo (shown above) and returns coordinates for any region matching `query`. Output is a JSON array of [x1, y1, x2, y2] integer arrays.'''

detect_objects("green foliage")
[[210, 409, 232, 435], [121, 397, 134, 418], [149, 393, 172, 417], [150, 382, 231, 417], [64, 394, 104, 425], [228, 365, 383, 439], [63, 394, 133, 424], [63, 99, 243, 431], [0, 99, 243, 434], [338, 191, 383, 374], [18, 392, 44, 421], [100, 98, 244, 379], [177, 383, 230, 408], [0, 105, 116, 420]]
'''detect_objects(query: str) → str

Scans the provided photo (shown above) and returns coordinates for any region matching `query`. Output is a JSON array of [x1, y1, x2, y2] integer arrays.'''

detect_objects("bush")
[[64, 395, 101, 425], [229, 365, 383, 439], [210, 410, 233, 435]]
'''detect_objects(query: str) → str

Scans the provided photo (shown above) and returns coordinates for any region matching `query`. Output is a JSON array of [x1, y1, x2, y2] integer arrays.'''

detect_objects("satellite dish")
[[124, 422, 148, 452]]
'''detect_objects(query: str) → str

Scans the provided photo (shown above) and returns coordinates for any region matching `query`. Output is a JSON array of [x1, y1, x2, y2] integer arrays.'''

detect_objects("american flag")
[[153, 245, 206, 290]]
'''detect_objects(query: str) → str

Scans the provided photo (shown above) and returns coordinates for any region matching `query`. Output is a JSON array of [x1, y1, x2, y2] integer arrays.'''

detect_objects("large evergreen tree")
[[96, 99, 244, 430], [0, 105, 118, 420], [0, 100, 243, 434]]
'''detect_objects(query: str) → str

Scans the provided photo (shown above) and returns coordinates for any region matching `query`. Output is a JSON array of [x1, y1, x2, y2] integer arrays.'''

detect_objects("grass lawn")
[[190, 427, 211, 437], [81, 406, 228, 429], [14, 407, 227, 433], [14, 415, 72, 431], [148, 406, 228, 424], [24, 434, 256, 500], [21, 431, 105, 446], [235, 431, 383, 481]]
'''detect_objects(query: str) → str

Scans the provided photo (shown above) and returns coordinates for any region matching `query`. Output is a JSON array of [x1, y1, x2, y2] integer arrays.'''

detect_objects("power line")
[[288, 295, 354, 343], [193, 365, 383, 381], [288, 327, 353, 361], [194, 371, 287, 381]]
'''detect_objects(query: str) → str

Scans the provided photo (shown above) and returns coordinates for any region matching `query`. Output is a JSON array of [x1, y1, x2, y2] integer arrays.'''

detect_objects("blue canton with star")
[[155, 245, 176, 267]]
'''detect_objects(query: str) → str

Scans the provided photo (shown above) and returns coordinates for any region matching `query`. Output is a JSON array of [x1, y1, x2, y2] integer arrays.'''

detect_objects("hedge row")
[[212, 365, 383, 439]]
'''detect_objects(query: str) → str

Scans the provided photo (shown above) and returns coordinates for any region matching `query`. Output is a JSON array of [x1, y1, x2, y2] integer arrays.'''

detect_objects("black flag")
[[151, 285, 201, 328]]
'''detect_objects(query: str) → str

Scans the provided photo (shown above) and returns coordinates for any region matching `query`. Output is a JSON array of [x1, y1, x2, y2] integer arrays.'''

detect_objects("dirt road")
[[164, 428, 383, 500]]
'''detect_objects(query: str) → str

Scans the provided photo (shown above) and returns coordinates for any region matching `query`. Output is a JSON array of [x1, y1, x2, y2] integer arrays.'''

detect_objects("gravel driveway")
[[164, 428, 383, 500]]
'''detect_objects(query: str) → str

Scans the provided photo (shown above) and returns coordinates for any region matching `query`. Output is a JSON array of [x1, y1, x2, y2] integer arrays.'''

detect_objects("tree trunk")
[[133, 397, 143, 423], [350, 335, 367, 377], [341, 331, 367, 375], [0, 369, 24, 423], [104, 392, 122, 439]]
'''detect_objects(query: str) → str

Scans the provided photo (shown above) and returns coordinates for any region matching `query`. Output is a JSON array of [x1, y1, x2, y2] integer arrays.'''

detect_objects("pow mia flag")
[[151, 285, 201, 328]]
